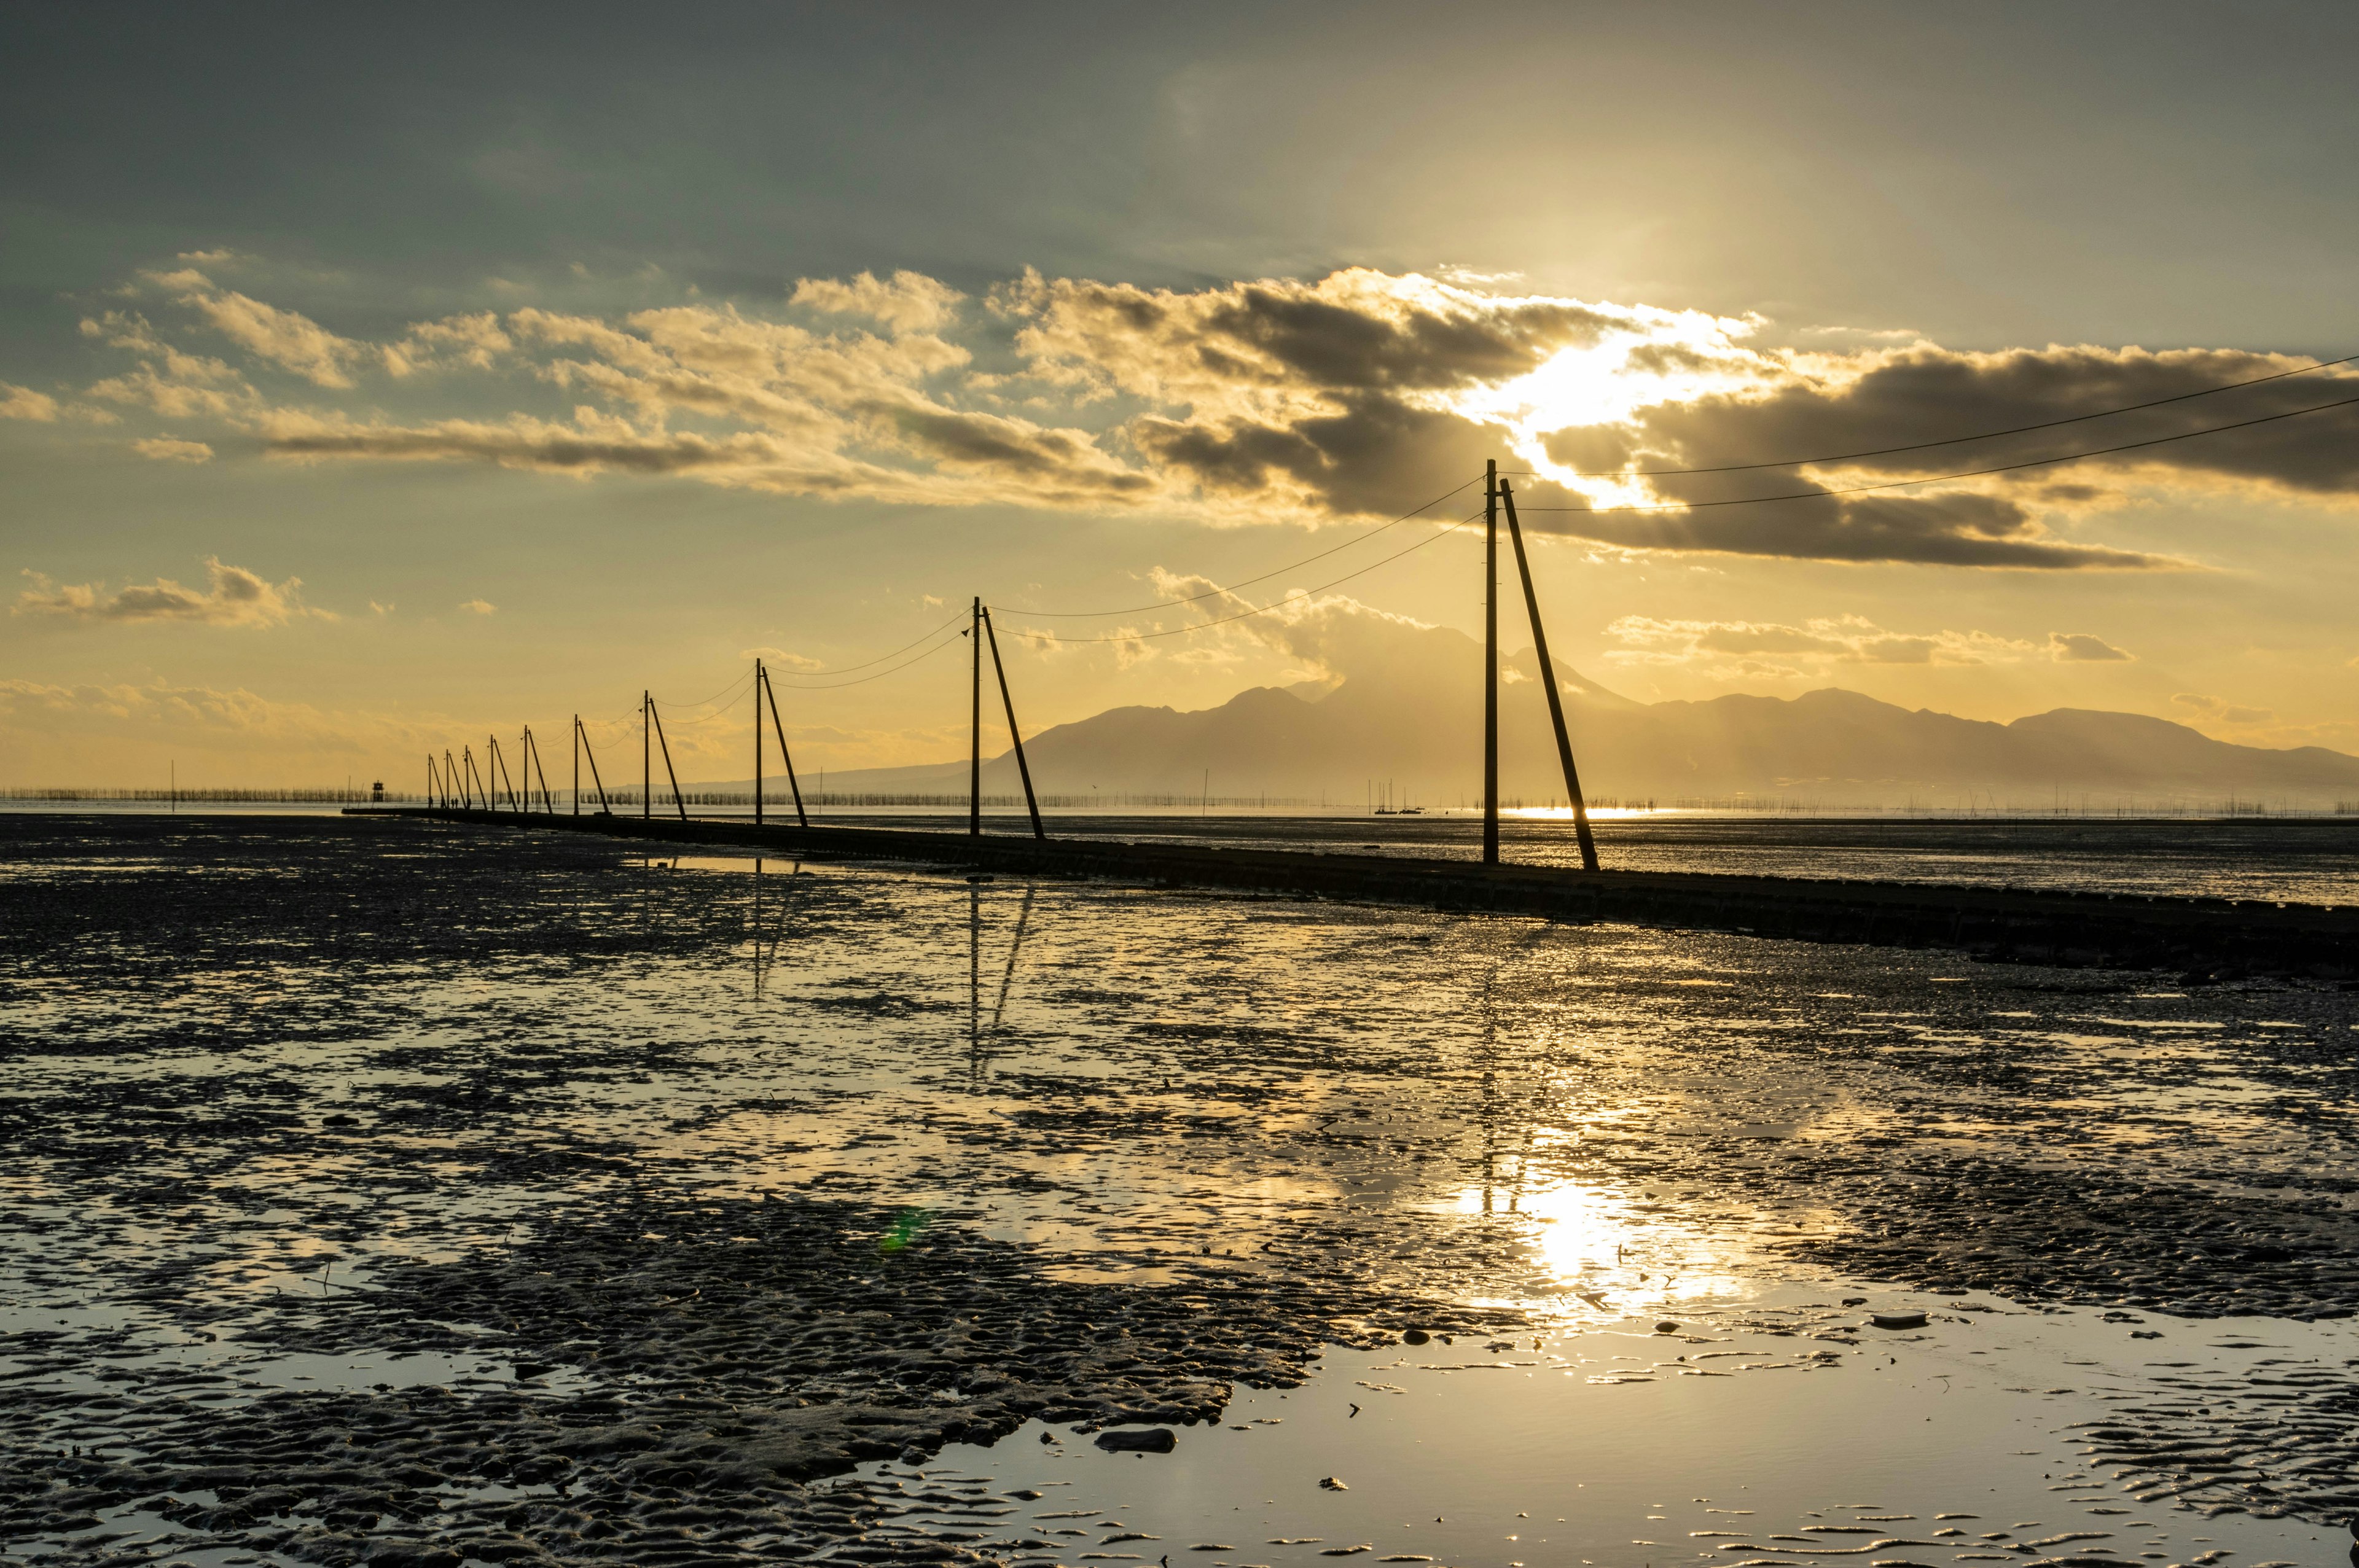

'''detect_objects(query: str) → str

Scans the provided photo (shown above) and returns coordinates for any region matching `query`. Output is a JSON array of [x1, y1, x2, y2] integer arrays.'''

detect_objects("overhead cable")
[[1509, 391, 2359, 515], [998, 472, 1487, 618], [1509, 350, 2359, 480], [998, 509, 1484, 645]]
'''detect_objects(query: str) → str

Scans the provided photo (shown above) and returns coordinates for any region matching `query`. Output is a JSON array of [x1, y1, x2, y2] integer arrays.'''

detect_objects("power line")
[[769, 623, 970, 689], [999, 508, 1484, 645], [1510, 390, 2359, 516], [759, 607, 970, 679], [1508, 350, 2358, 480], [652, 666, 756, 712], [998, 472, 1487, 618]]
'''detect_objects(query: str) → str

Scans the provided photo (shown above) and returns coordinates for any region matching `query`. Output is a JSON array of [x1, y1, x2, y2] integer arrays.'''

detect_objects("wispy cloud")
[[1605, 614, 2101, 676], [457, 598, 496, 615], [2048, 631, 2132, 661], [14, 558, 329, 628], [1, 381, 60, 421], [131, 436, 214, 462]]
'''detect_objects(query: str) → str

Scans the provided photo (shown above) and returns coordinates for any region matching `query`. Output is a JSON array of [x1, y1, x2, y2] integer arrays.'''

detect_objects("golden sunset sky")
[[4, 2, 2357, 787]]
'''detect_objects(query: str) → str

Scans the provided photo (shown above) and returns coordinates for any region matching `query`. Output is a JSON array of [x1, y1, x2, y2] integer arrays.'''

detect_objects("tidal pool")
[[2, 814, 2355, 1567]]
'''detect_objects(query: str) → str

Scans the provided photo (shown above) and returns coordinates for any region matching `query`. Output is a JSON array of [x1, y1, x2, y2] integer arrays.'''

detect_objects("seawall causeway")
[[350, 806, 2359, 979]]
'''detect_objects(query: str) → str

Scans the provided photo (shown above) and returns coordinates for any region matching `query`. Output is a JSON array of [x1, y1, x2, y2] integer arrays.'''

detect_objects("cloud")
[[741, 646, 825, 671], [1, 381, 60, 421], [0, 675, 413, 758], [1575, 344, 2359, 502], [145, 268, 364, 388], [1606, 614, 2046, 674], [131, 437, 214, 462], [2048, 631, 2132, 661], [38, 261, 2357, 572], [791, 270, 964, 335], [80, 310, 257, 418], [1506, 482, 2170, 569], [14, 559, 327, 628], [2172, 692, 2275, 725], [458, 598, 496, 615], [384, 312, 512, 376]]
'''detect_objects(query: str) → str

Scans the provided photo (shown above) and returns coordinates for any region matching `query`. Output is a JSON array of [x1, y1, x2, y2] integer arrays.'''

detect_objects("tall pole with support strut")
[[759, 662, 808, 827], [1483, 458, 1500, 866], [980, 606, 1047, 840], [1498, 480, 1600, 872], [647, 698, 688, 822], [969, 596, 982, 836], [754, 658, 764, 828], [576, 717, 612, 814], [642, 691, 651, 820]]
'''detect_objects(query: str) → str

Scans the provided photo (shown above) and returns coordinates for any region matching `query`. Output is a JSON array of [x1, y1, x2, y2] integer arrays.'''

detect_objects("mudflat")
[[3, 812, 2353, 1567]]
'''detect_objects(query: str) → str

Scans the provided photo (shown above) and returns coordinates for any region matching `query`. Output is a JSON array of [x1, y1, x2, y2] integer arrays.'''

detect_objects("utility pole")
[[761, 658, 808, 827], [1484, 457, 1500, 866], [980, 605, 1046, 840], [754, 658, 764, 828], [969, 595, 982, 837], [642, 690, 651, 820], [1499, 480, 1600, 872], [571, 716, 580, 816]]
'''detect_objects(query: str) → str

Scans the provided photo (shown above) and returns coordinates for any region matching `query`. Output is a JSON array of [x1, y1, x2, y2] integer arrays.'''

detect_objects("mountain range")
[[736, 622, 2359, 809]]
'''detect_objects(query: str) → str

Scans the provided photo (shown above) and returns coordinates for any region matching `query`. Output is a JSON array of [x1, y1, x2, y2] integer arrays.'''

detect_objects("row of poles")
[[421, 459, 1597, 872], [420, 594, 1047, 839]]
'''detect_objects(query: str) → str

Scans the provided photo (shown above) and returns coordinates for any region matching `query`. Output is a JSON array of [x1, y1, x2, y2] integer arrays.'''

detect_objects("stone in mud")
[[1095, 1426, 1176, 1453], [1319, 1475, 1348, 1490], [1870, 1311, 1930, 1330], [1653, 1320, 1678, 1334], [1400, 1328, 1430, 1345]]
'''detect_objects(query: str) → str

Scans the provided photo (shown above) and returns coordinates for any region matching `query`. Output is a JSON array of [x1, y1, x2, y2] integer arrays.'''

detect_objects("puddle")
[[888, 1297, 2343, 1567]]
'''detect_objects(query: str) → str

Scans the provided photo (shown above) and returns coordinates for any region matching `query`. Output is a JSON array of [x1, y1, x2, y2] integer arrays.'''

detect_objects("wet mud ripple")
[[3, 1196, 1501, 1567]]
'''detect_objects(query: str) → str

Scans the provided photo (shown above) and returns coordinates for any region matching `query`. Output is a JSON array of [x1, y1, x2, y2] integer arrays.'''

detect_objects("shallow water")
[[3, 813, 2356, 1568]]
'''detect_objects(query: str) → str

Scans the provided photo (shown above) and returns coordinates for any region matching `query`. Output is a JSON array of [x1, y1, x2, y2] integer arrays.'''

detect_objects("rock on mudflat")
[[1871, 1311, 1930, 1330], [1095, 1426, 1177, 1453]]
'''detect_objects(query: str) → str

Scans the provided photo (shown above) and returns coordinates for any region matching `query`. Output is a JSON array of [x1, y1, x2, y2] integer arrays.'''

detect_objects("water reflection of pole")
[[968, 882, 982, 1082], [990, 884, 1036, 1032], [752, 857, 762, 999], [1479, 964, 1498, 1215]]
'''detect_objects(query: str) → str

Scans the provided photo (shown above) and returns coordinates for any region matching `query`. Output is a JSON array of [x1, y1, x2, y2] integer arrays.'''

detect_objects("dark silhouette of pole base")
[[1499, 480, 1600, 872]]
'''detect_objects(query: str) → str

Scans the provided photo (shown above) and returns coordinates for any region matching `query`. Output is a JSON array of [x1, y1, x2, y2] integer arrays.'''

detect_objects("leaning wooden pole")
[[760, 663, 809, 827], [969, 596, 982, 837], [1483, 458, 1500, 866], [1499, 480, 1600, 872], [980, 606, 1047, 841], [648, 698, 688, 822], [577, 717, 612, 814]]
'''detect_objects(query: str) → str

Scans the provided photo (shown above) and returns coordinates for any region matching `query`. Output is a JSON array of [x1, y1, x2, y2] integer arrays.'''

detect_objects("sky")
[[4, 0, 2358, 788]]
